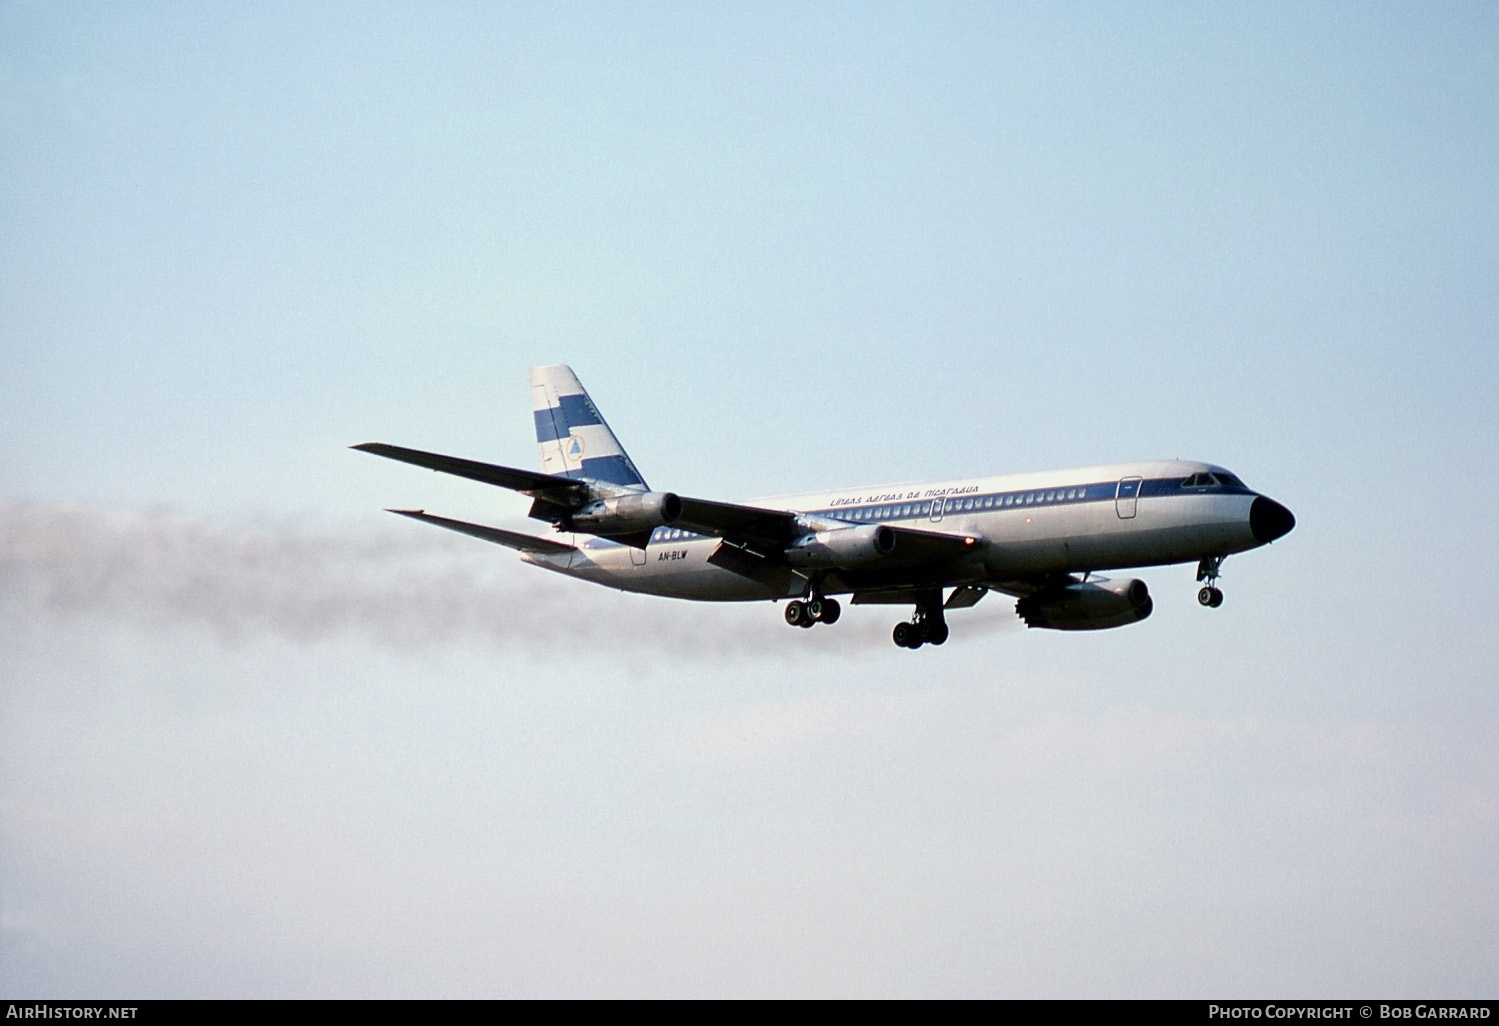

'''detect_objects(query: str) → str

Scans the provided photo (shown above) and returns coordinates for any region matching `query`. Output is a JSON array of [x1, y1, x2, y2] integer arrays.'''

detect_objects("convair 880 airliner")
[[356, 365, 1294, 649]]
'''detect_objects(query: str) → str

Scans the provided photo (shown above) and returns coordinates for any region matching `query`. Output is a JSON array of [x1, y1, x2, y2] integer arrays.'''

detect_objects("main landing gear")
[[1196, 556, 1225, 608], [893, 590, 948, 649], [784, 595, 841, 628]]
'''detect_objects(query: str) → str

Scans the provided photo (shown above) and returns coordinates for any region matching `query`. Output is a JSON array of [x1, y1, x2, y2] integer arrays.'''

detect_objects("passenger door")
[[1115, 477, 1142, 519]]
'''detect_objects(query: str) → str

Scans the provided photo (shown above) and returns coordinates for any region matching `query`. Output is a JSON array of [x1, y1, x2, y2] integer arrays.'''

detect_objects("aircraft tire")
[[927, 622, 949, 646], [819, 599, 841, 625], [893, 622, 920, 649], [785, 600, 808, 627], [1198, 587, 1215, 607]]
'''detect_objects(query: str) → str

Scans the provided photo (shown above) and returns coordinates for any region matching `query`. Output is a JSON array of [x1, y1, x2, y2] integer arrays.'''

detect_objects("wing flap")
[[944, 584, 989, 609], [387, 509, 574, 555]]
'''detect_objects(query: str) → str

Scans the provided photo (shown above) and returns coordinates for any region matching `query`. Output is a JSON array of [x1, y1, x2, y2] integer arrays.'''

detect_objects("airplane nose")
[[1250, 496, 1296, 544]]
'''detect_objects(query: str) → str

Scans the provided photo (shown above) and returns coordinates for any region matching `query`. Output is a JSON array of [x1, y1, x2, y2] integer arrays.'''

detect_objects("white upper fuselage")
[[524, 459, 1270, 602]]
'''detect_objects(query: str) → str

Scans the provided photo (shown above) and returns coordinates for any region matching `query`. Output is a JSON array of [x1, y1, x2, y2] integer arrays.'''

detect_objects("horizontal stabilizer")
[[354, 443, 585, 499], [386, 509, 574, 555]]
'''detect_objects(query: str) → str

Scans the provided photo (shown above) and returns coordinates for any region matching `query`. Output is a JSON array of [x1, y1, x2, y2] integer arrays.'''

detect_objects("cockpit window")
[[1183, 472, 1220, 488]]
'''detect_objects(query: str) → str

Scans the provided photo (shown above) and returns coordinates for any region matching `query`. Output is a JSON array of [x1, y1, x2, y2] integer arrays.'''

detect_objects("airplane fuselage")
[[523, 458, 1282, 602]]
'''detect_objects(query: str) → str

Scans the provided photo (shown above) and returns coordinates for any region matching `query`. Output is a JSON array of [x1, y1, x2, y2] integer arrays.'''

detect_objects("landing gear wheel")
[[894, 589, 948, 649], [1196, 557, 1226, 609], [785, 600, 809, 627], [787, 594, 841, 629]]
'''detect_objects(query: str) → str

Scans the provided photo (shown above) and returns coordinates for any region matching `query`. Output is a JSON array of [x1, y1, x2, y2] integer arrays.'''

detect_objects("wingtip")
[[385, 508, 425, 516]]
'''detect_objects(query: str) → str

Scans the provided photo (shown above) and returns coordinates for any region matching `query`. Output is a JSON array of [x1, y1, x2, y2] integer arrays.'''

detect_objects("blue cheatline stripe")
[[565, 454, 646, 487], [584, 475, 1255, 548], [533, 394, 604, 443], [806, 476, 1254, 524], [1140, 477, 1251, 498]]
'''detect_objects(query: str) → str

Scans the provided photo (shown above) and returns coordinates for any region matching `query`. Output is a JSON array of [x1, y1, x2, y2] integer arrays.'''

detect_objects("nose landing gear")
[[1196, 556, 1225, 608]]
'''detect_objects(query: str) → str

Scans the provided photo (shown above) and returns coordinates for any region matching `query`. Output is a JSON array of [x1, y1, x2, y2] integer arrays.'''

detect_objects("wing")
[[353, 442, 586, 500], [669, 496, 802, 552], [357, 441, 983, 576], [357, 441, 796, 543], [671, 501, 980, 564], [385, 509, 575, 554], [876, 523, 985, 566]]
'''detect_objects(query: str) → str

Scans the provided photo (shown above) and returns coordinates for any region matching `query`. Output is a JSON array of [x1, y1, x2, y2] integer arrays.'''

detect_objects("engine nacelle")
[[569, 491, 682, 535], [1014, 578, 1152, 631], [785, 524, 897, 568]]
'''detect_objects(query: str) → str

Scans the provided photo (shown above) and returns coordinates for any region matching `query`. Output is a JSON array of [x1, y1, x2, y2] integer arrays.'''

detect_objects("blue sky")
[[2, 1, 1496, 997]]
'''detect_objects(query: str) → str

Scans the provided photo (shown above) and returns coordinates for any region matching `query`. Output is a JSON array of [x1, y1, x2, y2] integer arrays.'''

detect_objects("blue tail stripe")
[[563, 455, 646, 487], [534, 395, 603, 443], [557, 394, 602, 428], [533, 410, 563, 443]]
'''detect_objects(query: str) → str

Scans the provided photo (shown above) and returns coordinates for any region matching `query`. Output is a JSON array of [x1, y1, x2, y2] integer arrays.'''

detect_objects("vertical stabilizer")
[[528, 365, 649, 490]]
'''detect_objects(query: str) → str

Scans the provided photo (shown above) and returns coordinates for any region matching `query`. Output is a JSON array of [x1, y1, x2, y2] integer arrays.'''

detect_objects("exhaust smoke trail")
[[0, 500, 961, 658]]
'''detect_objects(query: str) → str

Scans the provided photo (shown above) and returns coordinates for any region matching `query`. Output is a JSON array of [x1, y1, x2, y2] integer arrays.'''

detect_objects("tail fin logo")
[[565, 436, 585, 462]]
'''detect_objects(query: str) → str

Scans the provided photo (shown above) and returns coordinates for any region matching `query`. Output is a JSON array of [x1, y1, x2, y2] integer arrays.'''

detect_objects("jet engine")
[[784, 524, 897, 568], [1014, 578, 1152, 631], [568, 491, 683, 535]]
